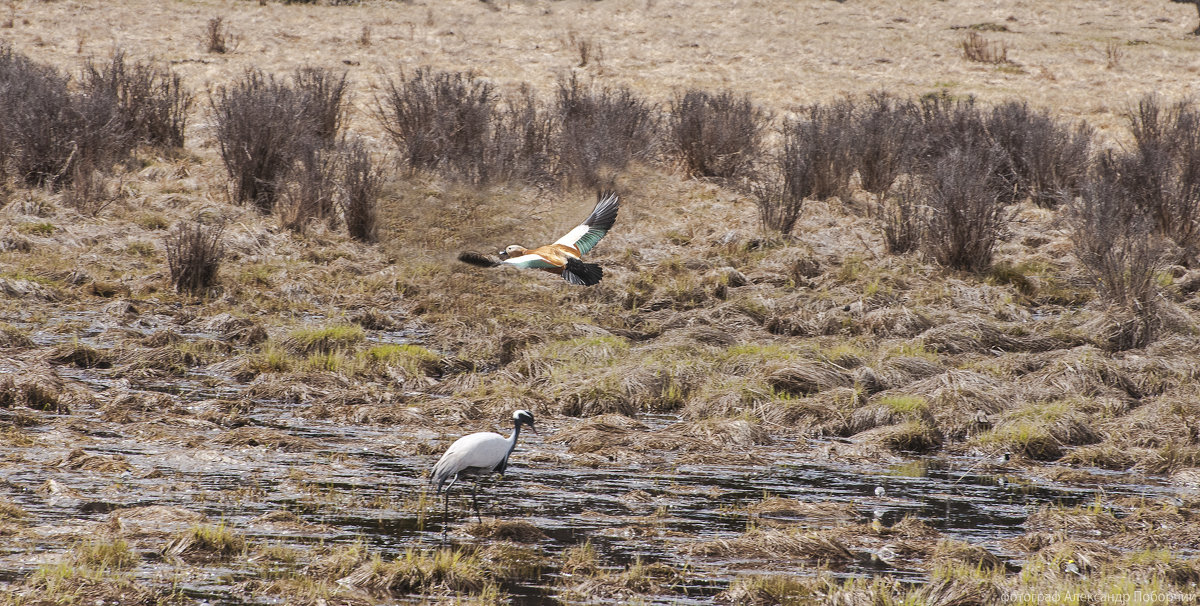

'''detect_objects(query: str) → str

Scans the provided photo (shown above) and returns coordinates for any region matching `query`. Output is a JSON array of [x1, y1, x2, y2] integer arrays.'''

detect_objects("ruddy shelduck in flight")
[[458, 191, 619, 286]]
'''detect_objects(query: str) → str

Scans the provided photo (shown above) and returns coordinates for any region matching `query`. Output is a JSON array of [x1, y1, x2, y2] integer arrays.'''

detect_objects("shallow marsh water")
[[0, 312, 1189, 604]]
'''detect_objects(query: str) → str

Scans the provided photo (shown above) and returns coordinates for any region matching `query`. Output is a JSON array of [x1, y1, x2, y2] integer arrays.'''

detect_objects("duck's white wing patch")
[[502, 254, 559, 269], [553, 192, 619, 255], [553, 224, 592, 250]]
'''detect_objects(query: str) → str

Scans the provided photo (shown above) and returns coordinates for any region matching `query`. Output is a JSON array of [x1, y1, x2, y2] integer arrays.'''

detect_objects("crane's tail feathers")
[[458, 251, 501, 268], [562, 257, 603, 286]]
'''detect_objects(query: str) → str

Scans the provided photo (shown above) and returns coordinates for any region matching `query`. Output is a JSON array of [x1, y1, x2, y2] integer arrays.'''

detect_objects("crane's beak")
[[529, 423, 539, 436], [497, 250, 510, 260]]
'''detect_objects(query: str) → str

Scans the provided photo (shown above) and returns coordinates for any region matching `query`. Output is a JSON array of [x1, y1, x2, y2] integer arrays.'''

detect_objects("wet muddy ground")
[[2, 307, 1193, 604]]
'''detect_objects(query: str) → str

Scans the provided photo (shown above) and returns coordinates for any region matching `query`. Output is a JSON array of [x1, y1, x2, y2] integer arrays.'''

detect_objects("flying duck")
[[458, 191, 619, 286]]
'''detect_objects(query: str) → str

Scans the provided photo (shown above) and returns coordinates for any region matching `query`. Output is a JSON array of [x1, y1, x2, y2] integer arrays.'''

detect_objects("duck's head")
[[498, 245, 525, 260], [512, 409, 537, 434]]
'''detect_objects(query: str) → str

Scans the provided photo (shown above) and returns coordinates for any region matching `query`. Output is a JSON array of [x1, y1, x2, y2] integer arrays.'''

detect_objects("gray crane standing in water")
[[429, 410, 537, 536]]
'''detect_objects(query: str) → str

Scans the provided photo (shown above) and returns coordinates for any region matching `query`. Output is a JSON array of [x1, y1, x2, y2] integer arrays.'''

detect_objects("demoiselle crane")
[[429, 409, 538, 533]]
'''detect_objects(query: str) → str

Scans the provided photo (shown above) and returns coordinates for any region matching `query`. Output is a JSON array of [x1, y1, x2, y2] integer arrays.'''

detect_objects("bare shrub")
[[340, 138, 382, 243], [293, 67, 349, 144], [752, 107, 854, 235], [881, 176, 922, 254], [555, 74, 659, 189], [985, 101, 1092, 208], [279, 143, 338, 233], [960, 31, 1008, 64], [920, 144, 1010, 272], [165, 219, 226, 294], [376, 67, 495, 180], [0, 44, 129, 188], [1068, 154, 1165, 350], [750, 175, 803, 236], [852, 92, 921, 206], [63, 166, 121, 216], [1121, 95, 1200, 259], [779, 100, 857, 203], [1104, 41, 1122, 69], [489, 85, 556, 186], [668, 89, 769, 181], [81, 51, 192, 148], [914, 93, 988, 171], [206, 16, 236, 54], [576, 37, 602, 68], [211, 70, 313, 211]]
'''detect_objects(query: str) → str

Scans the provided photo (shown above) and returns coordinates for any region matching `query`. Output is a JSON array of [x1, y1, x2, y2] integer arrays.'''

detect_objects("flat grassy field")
[[3, 1, 1200, 605]]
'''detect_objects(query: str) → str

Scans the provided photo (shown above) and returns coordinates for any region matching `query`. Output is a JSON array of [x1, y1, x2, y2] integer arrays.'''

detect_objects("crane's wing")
[[501, 253, 560, 269], [553, 191, 620, 255]]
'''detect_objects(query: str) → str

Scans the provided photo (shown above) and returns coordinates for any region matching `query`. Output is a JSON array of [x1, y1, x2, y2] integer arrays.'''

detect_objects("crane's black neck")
[[508, 420, 523, 447]]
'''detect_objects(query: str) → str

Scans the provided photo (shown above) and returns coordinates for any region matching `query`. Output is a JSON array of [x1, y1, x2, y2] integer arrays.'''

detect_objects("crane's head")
[[513, 409, 537, 434], [498, 245, 525, 260]]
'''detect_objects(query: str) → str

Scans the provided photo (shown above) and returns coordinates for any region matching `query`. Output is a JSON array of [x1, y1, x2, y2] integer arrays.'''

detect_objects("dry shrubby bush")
[[986, 101, 1092, 208], [881, 177, 922, 254], [1068, 154, 1165, 350], [293, 67, 349, 144], [340, 138, 382, 243], [165, 218, 226, 294], [212, 68, 347, 216], [555, 74, 659, 189], [851, 92, 920, 206], [668, 89, 769, 181], [781, 100, 857, 203], [919, 144, 1010, 272], [81, 51, 192, 149], [0, 45, 187, 199], [1121, 95, 1200, 259], [750, 173, 805, 236], [960, 31, 1008, 64], [212, 71, 308, 210], [280, 144, 339, 233], [376, 67, 495, 181], [0, 45, 126, 188], [490, 85, 557, 186], [751, 100, 855, 235], [912, 93, 988, 170], [375, 69, 655, 188], [205, 16, 236, 54]]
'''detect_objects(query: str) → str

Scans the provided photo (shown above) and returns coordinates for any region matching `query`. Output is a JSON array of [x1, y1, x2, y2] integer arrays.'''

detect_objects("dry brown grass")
[[3, 2, 1200, 603]]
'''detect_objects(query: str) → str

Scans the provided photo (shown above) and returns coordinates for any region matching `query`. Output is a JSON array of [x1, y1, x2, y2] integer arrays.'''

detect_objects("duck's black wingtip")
[[458, 251, 501, 268], [587, 191, 620, 232], [562, 256, 604, 286]]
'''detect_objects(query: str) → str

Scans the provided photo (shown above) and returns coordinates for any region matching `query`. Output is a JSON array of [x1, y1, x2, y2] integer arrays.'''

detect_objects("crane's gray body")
[[429, 410, 536, 495]]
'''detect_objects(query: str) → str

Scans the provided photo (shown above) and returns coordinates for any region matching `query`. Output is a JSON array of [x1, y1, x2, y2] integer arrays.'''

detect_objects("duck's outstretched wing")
[[553, 191, 620, 255]]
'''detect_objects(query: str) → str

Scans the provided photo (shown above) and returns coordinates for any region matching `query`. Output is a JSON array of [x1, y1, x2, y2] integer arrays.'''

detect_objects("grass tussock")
[[335, 547, 495, 596], [163, 522, 247, 562], [283, 324, 365, 355], [71, 537, 137, 570]]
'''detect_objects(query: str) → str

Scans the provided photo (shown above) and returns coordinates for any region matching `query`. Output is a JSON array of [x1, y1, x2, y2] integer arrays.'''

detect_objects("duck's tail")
[[562, 256, 603, 286], [458, 252, 501, 268]]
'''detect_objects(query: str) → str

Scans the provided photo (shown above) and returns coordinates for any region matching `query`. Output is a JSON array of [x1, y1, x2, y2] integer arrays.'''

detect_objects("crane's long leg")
[[442, 489, 450, 543], [471, 480, 482, 523]]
